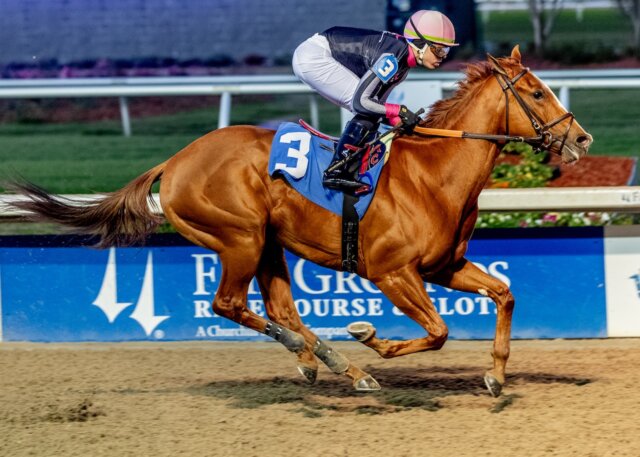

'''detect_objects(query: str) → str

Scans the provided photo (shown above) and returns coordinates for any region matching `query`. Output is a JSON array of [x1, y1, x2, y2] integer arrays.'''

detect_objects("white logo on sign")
[[92, 248, 169, 336], [630, 271, 640, 299]]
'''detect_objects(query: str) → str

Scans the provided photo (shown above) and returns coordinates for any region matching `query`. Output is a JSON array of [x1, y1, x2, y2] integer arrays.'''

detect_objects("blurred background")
[[2, 0, 639, 74], [0, 0, 639, 226], [1, 0, 470, 74]]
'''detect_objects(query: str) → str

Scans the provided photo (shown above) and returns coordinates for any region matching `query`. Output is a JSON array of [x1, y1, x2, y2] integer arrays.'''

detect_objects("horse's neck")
[[418, 83, 503, 202]]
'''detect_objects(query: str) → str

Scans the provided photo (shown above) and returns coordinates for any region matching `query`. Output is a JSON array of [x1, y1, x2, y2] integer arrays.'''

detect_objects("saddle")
[[298, 119, 384, 176], [298, 119, 340, 143], [269, 120, 394, 273]]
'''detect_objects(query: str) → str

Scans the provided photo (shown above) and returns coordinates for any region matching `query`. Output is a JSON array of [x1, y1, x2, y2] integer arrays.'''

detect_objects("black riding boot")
[[322, 116, 377, 193]]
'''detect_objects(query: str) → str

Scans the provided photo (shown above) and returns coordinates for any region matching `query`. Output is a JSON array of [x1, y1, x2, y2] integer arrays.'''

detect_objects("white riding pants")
[[292, 34, 360, 113]]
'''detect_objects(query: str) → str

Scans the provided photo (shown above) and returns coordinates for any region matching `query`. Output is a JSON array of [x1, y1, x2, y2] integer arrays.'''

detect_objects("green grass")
[[480, 8, 634, 50], [0, 95, 342, 193], [0, 134, 191, 192], [570, 89, 640, 156]]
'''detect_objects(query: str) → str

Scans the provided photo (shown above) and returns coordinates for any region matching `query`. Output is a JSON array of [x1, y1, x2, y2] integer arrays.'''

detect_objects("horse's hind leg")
[[256, 239, 318, 382], [429, 258, 514, 397], [206, 235, 307, 356], [257, 238, 379, 390]]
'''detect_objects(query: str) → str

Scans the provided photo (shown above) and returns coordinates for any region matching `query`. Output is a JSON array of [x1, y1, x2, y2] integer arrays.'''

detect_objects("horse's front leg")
[[349, 264, 449, 357], [429, 258, 515, 397]]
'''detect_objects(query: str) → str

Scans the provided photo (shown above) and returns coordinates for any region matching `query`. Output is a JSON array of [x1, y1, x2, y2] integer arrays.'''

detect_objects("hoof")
[[353, 374, 381, 392], [297, 365, 318, 384], [347, 321, 376, 342], [484, 374, 503, 397]]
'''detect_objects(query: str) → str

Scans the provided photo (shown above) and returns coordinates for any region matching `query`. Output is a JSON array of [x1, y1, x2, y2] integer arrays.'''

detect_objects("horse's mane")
[[422, 58, 517, 128]]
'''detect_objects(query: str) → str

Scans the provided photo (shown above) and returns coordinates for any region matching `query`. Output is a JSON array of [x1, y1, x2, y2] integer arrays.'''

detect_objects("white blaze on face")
[[533, 75, 569, 112], [548, 85, 568, 111], [532, 74, 586, 162]]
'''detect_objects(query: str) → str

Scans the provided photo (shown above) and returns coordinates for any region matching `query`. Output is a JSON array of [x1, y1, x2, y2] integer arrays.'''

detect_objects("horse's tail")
[[6, 161, 167, 248]]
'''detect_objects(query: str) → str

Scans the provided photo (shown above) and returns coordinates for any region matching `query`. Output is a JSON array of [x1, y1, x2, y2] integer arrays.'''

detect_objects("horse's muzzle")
[[558, 133, 593, 164]]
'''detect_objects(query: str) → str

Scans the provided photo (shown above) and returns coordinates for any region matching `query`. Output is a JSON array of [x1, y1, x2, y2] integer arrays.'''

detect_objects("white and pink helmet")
[[403, 10, 459, 47]]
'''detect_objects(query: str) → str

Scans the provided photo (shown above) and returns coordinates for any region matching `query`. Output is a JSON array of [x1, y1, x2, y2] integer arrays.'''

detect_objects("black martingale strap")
[[342, 193, 359, 273]]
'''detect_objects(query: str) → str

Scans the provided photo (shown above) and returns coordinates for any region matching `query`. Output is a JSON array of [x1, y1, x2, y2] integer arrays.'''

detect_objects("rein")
[[413, 56, 575, 152]]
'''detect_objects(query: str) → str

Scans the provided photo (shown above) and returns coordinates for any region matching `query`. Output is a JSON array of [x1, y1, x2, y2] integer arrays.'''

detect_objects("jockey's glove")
[[398, 105, 420, 133]]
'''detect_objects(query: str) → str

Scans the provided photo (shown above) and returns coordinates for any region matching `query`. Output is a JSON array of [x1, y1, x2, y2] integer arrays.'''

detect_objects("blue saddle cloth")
[[268, 122, 391, 219]]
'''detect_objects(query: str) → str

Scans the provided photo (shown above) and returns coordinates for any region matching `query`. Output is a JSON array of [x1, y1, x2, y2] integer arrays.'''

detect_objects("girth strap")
[[342, 193, 359, 273]]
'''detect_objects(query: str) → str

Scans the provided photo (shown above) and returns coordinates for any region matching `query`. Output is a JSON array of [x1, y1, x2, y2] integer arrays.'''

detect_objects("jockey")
[[292, 10, 458, 194]]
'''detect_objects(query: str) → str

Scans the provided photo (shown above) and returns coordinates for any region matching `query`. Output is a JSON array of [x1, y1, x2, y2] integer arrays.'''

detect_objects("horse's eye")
[[533, 90, 544, 100]]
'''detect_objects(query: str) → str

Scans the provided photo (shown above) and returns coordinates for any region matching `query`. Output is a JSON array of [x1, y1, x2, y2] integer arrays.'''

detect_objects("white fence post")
[[118, 96, 131, 137], [559, 85, 570, 111], [309, 95, 319, 129], [218, 92, 232, 129]]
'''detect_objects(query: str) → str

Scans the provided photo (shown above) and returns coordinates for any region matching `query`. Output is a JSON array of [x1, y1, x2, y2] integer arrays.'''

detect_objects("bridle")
[[487, 55, 575, 153]]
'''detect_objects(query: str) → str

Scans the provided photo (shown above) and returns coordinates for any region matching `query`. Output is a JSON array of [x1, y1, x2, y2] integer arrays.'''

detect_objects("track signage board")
[[0, 228, 612, 342]]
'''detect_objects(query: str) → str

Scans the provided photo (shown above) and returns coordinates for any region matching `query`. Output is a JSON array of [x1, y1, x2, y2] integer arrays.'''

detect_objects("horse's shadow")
[[364, 365, 592, 390], [183, 365, 592, 413]]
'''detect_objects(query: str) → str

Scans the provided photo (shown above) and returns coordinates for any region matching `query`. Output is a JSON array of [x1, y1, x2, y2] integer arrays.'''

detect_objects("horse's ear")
[[486, 53, 508, 76], [511, 45, 522, 63]]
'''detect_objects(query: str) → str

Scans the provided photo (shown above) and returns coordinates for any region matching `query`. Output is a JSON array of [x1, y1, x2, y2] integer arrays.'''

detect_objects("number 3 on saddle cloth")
[[268, 122, 393, 220]]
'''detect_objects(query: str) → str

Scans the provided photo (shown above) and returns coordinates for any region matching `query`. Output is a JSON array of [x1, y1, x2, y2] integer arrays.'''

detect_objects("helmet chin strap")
[[409, 42, 426, 66]]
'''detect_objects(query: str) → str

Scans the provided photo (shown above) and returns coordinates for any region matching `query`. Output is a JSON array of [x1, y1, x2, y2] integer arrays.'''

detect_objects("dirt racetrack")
[[1, 338, 640, 457]]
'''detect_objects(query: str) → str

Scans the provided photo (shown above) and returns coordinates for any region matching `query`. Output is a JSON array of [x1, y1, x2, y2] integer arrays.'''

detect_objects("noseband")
[[490, 58, 575, 153]]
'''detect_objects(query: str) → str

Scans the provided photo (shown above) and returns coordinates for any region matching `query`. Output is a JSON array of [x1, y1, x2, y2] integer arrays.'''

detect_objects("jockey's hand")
[[398, 105, 420, 133]]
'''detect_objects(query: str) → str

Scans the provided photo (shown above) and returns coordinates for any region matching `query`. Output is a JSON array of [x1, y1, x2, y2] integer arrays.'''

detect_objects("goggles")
[[428, 42, 450, 59], [410, 40, 450, 60]]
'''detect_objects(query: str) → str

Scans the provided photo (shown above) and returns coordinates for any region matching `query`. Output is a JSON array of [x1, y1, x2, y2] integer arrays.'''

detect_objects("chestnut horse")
[[7, 46, 592, 396]]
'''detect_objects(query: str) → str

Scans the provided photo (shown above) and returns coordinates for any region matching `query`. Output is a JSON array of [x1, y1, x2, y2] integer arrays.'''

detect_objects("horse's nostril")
[[577, 135, 593, 147]]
